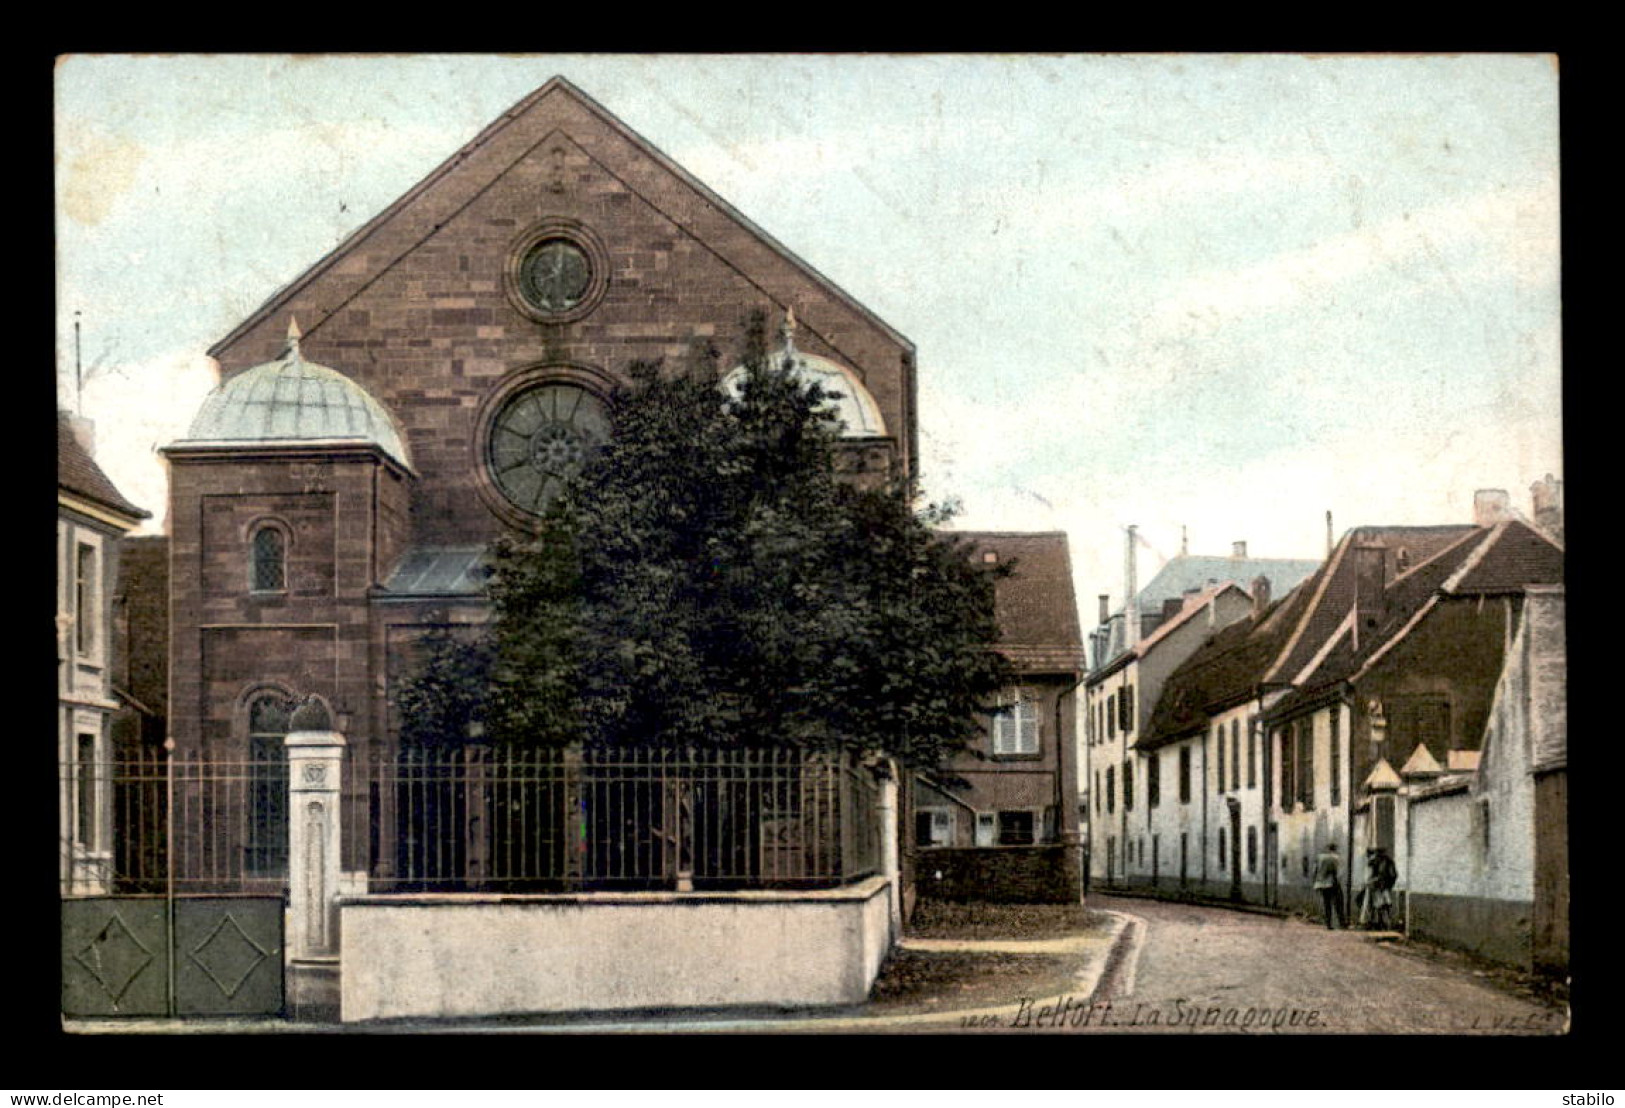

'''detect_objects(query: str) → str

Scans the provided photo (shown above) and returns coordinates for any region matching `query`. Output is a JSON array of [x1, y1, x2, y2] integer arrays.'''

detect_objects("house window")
[[1120, 684, 1136, 733], [916, 808, 953, 848], [1148, 751, 1161, 808], [1094, 770, 1101, 813], [1106, 765, 1116, 815], [1179, 746, 1191, 804], [1247, 825, 1258, 874], [974, 812, 996, 847], [251, 524, 288, 592], [75, 542, 97, 655], [998, 810, 1035, 846], [992, 692, 1039, 756], [1247, 723, 1257, 789], [1298, 720, 1315, 810], [1330, 707, 1342, 807], [1231, 720, 1241, 792], [1216, 724, 1225, 794], [75, 732, 97, 848], [1123, 759, 1134, 810], [1218, 826, 1227, 869], [1107, 693, 1116, 739], [246, 692, 293, 877], [1278, 727, 1294, 811]]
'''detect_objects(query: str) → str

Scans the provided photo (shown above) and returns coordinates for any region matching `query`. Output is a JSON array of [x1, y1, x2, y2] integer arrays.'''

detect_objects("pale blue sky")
[[55, 53, 1561, 611]]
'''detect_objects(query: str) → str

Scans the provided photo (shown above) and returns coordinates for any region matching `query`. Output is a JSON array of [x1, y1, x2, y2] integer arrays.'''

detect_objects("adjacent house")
[[1085, 581, 1256, 891], [58, 412, 151, 893], [1087, 535, 1319, 672], [1128, 504, 1565, 973], [910, 531, 1086, 906]]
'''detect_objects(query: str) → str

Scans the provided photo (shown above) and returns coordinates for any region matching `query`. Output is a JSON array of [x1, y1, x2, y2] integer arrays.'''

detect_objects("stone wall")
[[915, 845, 1082, 904], [339, 876, 894, 1021]]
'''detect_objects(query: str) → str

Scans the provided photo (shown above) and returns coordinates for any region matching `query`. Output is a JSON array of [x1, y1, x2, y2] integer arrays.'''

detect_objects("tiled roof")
[[1136, 554, 1322, 613], [1444, 520, 1564, 594], [950, 531, 1085, 675], [1264, 525, 1477, 687], [58, 412, 149, 521], [1140, 582, 1315, 745]]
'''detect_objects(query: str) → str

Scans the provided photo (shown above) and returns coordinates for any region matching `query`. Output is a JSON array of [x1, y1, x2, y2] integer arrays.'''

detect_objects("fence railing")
[[64, 744, 882, 899], [350, 745, 882, 893], [59, 748, 290, 897]]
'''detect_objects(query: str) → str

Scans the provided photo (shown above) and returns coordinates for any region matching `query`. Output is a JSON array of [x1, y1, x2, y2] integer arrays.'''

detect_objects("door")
[[1228, 798, 1243, 900]]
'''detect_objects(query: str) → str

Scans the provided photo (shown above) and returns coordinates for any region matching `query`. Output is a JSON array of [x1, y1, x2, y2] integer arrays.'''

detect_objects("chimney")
[[1531, 474, 1564, 543], [1473, 489, 1512, 528], [68, 414, 96, 456], [1124, 525, 1141, 648], [1352, 543, 1387, 650], [1098, 594, 1110, 626], [1163, 597, 1184, 622], [1326, 510, 1333, 558], [1232, 541, 1247, 559], [1252, 574, 1271, 618]]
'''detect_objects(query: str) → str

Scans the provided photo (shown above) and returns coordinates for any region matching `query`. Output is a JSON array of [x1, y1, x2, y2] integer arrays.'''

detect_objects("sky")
[[54, 53, 1561, 617]]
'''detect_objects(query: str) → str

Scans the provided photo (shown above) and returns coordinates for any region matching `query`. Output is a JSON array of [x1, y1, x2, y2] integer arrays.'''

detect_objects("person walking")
[[1366, 845, 1397, 930], [1313, 842, 1343, 929]]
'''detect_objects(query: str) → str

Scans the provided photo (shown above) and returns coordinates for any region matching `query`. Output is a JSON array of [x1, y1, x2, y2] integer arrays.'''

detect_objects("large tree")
[[399, 313, 1011, 772]]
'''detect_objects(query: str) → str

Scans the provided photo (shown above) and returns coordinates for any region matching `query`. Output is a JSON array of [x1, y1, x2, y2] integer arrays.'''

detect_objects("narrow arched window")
[[246, 692, 292, 877], [251, 525, 287, 592]]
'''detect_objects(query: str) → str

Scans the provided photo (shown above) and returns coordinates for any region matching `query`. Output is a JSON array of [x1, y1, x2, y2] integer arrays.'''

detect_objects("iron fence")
[[60, 748, 290, 897], [351, 745, 882, 893]]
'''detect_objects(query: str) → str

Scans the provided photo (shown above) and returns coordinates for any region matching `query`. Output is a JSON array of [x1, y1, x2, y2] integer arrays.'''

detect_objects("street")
[[1082, 894, 1566, 1036]]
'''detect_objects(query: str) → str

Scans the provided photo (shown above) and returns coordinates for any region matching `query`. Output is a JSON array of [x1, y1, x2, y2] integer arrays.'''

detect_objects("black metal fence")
[[351, 745, 882, 893], [60, 749, 290, 897]]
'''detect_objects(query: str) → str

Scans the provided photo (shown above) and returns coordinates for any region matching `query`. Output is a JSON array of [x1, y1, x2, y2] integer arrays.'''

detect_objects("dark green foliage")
[[396, 310, 1011, 771]]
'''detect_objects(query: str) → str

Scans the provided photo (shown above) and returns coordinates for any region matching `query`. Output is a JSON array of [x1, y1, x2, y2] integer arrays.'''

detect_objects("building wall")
[[1271, 701, 1352, 912], [209, 91, 912, 548], [167, 451, 408, 756], [1084, 660, 1138, 886]]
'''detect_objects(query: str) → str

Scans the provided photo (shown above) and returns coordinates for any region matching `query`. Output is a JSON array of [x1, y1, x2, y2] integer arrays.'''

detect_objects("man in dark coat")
[[1313, 842, 1343, 929]]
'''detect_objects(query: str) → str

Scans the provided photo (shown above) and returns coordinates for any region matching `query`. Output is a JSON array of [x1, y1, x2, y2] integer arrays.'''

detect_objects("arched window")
[[250, 524, 287, 593], [246, 692, 292, 877]]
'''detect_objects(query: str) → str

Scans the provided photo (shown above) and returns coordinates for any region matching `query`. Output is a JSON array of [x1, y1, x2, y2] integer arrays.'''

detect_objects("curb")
[[1091, 887, 1290, 919]]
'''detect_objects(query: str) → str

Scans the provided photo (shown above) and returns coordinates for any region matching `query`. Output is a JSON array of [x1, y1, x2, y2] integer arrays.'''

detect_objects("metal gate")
[[62, 752, 287, 1018]]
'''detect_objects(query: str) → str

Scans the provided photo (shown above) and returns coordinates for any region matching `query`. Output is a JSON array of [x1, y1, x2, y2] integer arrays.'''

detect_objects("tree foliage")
[[396, 311, 1012, 771]]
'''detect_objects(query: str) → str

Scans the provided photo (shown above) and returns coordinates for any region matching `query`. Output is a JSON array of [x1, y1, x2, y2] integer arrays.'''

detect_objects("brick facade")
[[162, 79, 916, 778]]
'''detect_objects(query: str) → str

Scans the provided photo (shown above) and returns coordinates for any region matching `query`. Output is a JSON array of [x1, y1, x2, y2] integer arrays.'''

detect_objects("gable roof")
[[1140, 581, 1315, 744], [1261, 525, 1477, 686], [208, 77, 913, 378], [950, 531, 1084, 675], [1442, 519, 1565, 595], [58, 412, 149, 523]]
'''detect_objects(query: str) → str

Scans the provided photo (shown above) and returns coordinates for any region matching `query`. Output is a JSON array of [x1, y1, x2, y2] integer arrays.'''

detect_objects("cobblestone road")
[[1084, 894, 1567, 1036]]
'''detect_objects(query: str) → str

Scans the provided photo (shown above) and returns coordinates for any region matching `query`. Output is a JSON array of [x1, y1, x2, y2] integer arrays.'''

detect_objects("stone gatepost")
[[285, 698, 345, 1020], [875, 758, 901, 942]]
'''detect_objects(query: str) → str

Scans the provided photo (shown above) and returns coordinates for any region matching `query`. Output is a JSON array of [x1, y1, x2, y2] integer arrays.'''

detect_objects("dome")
[[720, 312, 887, 438], [181, 319, 412, 468]]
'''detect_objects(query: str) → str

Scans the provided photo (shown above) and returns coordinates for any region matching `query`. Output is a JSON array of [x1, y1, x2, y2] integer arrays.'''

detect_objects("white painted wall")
[[340, 877, 894, 1022]]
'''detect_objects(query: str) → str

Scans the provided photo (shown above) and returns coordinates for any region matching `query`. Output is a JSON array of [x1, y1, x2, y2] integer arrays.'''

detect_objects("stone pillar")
[[284, 698, 345, 1020], [876, 759, 901, 942]]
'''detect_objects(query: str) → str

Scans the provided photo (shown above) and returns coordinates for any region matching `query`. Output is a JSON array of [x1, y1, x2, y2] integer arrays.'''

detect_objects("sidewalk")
[[64, 904, 1131, 1034]]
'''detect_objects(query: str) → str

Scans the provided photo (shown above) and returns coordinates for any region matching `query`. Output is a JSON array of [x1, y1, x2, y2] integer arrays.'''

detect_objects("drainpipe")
[[1056, 674, 1086, 901], [1342, 690, 1356, 928], [1258, 688, 1273, 907]]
